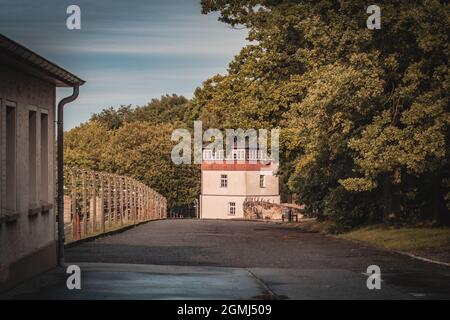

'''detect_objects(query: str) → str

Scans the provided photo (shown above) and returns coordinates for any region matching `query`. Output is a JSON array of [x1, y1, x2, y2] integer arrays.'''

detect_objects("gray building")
[[0, 34, 84, 291]]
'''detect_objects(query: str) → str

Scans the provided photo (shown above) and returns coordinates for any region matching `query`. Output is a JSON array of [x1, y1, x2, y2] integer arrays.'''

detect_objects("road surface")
[[4, 220, 450, 299]]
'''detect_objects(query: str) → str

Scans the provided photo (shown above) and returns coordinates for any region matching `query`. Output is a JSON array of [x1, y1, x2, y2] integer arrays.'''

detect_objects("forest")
[[65, 0, 449, 231]]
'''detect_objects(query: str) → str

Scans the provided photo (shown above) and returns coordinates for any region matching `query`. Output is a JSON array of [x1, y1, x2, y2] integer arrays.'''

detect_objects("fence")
[[168, 203, 198, 219], [63, 168, 167, 244]]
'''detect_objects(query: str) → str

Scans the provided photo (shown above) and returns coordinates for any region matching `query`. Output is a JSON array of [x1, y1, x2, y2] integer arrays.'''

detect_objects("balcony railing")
[[203, 149, 272, 162]]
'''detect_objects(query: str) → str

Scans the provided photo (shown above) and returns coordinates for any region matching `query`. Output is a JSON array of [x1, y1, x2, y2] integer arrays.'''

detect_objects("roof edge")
[[0, 33, 85, 87]]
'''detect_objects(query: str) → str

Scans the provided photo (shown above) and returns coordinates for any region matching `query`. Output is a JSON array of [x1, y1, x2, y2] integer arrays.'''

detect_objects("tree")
[[64, 95, 200, 209], [65, 121, 110, 171], [102, 122, 200, 208], [200, 0, 450, 227]]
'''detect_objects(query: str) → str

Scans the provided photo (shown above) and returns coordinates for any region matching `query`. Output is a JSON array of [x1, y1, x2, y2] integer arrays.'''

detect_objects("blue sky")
[[0, 0, 248, 129]]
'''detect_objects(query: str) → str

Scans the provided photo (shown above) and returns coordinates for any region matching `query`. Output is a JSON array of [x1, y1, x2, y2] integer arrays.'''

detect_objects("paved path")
[[4, 220, 450, 299]]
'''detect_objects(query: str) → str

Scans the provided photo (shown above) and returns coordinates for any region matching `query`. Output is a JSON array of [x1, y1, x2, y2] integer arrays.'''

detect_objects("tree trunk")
[[431, 175, 449, 225], [382, 171, 401, 223]]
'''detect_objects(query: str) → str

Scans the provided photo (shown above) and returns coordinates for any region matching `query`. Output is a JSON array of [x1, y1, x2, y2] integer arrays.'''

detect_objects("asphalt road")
[[4, 220, 450, 300], [61, 219, 450, 299]]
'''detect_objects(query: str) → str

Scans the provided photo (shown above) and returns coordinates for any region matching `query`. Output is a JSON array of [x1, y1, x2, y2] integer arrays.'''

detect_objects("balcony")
[[202, 148, 272, 162]]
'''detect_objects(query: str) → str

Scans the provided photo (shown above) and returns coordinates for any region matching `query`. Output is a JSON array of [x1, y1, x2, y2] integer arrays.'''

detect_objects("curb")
[[330, 233, 450, 268], [333, 234, 450, 268], [279, 221, 450, 268], [392, 250, 450, 268]]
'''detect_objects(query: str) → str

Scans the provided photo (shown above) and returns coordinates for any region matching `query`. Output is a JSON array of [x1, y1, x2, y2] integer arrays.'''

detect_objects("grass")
[[65, 221, 140, 244], [285, 218, 337, 234], [293, 219, 450, 264], [338, 225, 450, 252]]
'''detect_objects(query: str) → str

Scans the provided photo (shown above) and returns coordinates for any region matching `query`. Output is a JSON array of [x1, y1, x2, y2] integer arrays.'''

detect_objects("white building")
[[200, 148, 280, 219]]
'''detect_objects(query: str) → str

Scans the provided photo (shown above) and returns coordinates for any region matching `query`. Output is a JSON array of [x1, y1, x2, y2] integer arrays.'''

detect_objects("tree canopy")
[[65, 1, 449, 228], [65, 95, 200, 208], [196, 0, 449, 229]]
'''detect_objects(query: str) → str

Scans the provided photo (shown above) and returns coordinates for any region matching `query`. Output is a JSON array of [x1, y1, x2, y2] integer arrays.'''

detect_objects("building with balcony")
[[200, 147, 280, 219]]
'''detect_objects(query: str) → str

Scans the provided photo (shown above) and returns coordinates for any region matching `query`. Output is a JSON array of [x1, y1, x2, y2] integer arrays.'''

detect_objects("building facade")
[[0, 34, 84, 291], [200, 148, 280, 219]]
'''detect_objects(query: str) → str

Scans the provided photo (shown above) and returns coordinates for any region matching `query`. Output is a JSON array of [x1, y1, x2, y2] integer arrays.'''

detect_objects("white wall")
[[0, 64, 56, 287], [201, 168, 280, 219], [202, 170, 279, 197], [201, 195, 281, 219]]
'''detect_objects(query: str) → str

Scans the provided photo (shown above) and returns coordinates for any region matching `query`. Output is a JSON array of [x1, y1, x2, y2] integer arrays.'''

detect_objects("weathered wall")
[[201, 195, 281, 219], [243, 200, 305, 221], [0, 64, 56, 291]]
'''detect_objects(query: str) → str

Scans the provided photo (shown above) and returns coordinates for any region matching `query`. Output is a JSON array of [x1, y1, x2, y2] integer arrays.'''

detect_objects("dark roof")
[[0, 34, 85, 87]]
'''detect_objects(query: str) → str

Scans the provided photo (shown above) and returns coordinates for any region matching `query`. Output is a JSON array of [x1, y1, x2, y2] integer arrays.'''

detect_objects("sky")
[[0, 0, 248, 129]]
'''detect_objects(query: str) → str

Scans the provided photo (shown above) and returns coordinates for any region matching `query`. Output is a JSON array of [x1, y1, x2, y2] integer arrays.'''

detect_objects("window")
[[228, 202, 236, 216], [204, 150, 212, 161], [229, 149, 245, 161], [40, 112, 49, 202], [213, 149, 223, 161], [248, 149, 258, 161], [6, 104, 16, 210], [29, 110, 37, 205], [220, 174, 228, 188], [260, 175, 266, 188], [237, 149, 245, 160]]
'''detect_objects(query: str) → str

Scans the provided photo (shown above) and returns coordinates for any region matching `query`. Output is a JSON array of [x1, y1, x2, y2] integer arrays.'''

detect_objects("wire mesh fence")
[[63, 168, 167, 244]]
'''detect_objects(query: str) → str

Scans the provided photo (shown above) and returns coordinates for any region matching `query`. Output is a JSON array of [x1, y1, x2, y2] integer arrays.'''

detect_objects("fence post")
[[92, 172, 97, 233], [124, 177, 129, 223], [113, 175, 118, 224], [130, 181, 134, 224], [107, 175, 112, 227], [133, 180, 139, 224], [71, 170, 79, 241], [145, 189, 149, 220], [119, 177, 124, 226], [82, 170, 88, 236], [152, 191, 156, 219], [99, 174, 105, 233], [139, 184, 143, 221], [136, 183, 140, 222], [133, 181, 139, 224]]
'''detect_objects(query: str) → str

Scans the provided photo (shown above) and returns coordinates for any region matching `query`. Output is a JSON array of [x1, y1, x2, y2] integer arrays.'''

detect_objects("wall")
[[243, 200, 305, 221], [202, 170, 279, 197], [201, 195, 281, 219], [0, 64, 56, 291]]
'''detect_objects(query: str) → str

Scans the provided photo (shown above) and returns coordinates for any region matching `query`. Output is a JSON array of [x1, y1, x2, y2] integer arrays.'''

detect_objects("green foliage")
[[199, 0, 450, 228], [66, 1, 449, 227], [91, 94, 191, 130], [322, 186, 382, 232], [65, 121, 110, 171], [65, 95, 199, 208]]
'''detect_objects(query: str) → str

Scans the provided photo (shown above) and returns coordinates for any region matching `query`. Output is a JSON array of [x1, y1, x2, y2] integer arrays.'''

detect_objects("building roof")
[[0, 34, 85, 87]]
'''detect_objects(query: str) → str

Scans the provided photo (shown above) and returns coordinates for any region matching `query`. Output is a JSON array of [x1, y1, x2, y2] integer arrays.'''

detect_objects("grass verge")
[[294, 219, 450, 264]]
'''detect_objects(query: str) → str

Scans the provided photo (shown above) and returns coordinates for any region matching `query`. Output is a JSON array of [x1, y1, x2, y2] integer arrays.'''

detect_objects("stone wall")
[[243, 198, 305, 221]]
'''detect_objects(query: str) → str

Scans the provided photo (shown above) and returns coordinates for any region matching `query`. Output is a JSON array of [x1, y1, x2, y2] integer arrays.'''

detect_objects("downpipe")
[[57, 86, 80, 266]]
